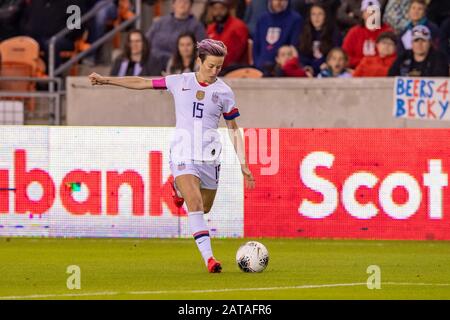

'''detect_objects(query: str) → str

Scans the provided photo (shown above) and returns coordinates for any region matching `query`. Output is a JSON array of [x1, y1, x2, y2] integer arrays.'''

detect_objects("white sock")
[[188, 211, 213, 265]]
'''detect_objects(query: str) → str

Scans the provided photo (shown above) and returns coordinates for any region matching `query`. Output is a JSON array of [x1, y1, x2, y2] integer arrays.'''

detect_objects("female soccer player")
[[89, 39, 255, 273]]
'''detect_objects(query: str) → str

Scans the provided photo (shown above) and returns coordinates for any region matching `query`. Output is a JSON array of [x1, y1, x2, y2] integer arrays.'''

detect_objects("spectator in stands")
[[427, 0, 450, 27], [318, 47, 353, 77], [0, 0, 26, 41], [383, 0, 410, 34], [244, 0, 269, 38], [337, 0, 364, 35], [398, 0, 441, 55], [165, 32, 199, 75], [388, 25, 449, 77], [253, 0, 303, 71], [440, 16, 450, 66], [20, 0, 91, 71], [236, 0, 248, 20], [110, 30, 161, 76], [342, 0, 392, 68], [291, 0, 340, 20], [299, 3, 342, 76], [207, 0, 249, 69], [353, 31, 397, 76], [337, 0, 388, 35], [265, 45, 310, 77], [146, 0, 206, 69], [85, 0, 118, 65]]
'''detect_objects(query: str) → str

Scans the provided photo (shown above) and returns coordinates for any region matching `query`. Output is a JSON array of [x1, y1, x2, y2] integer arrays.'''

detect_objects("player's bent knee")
[[185, 197, 204, 212]]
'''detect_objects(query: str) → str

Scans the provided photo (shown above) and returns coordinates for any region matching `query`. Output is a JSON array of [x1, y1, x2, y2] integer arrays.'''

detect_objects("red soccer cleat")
[[207, 257, 222, 273], [169, 176, 184, 208]]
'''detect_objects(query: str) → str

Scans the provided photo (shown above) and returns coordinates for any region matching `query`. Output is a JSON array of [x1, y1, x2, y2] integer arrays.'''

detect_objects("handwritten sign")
[[393, 77, 450, 121]]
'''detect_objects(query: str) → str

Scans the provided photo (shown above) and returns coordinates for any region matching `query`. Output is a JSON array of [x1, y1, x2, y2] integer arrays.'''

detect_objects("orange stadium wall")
[[67, 77, 449, 128]]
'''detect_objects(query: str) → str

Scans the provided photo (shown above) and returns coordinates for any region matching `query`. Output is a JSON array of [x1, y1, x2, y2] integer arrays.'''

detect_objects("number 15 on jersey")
[[193, 102, 204, 119]]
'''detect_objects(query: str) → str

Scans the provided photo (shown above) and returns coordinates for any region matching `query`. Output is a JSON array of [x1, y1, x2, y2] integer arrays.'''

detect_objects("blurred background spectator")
[[299, 3, 342, 76], [318, 47, 353, 77], [427, 0, 450, 28], [20, 0, 93, 71], [164, 31, 198, 75], [206, 0, 249, 70], [353, 31, 397, 76], [337, 0, 364, 34], [389, 25, 449, 77], [145, 0, 206, 71], [85, 0, 118, 66], [0, 0, 26, 41], [383, 0, 409, 34], [440, 15, 450, 67], [337, 0, 387, 34], [265, 44, 310, 77], [342, 0, 392, 69], [0, 0, 448, 80], [291, 0, 340, 19], [253, 0, 303, 71], [235, 0, 248, 20], [243, 0, 269, 38], [110, 29, 161, 76], [398, 0, 441, 55]]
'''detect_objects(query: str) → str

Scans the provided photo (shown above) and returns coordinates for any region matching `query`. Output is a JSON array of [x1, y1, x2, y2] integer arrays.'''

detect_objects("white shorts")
[[170, 161, 221, 190]]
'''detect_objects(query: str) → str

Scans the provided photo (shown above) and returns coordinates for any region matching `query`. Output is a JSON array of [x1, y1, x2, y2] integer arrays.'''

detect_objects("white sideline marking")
[[1, 282, 450, 300]]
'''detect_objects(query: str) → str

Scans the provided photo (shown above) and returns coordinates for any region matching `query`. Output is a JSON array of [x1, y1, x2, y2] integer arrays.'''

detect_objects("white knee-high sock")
[[188, 211, 213, 265]]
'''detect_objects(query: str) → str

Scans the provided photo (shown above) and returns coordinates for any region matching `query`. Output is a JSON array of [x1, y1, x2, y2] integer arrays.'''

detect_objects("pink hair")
[[197, 39, 228, 62]]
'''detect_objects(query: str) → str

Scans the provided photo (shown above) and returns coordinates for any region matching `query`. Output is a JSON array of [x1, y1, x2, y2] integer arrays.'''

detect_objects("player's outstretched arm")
[[88, 72, 153, 90], [225, 119, 255, 189]]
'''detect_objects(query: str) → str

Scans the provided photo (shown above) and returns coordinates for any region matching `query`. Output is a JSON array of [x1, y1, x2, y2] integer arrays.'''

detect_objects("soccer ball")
[[236, 241, 269, 273]]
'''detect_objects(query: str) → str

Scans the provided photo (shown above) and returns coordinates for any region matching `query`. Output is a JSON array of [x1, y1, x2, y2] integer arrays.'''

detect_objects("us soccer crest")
[[266, 27, 281, 45], [212, 92, 219, 104], [196, 90, 205, 101]]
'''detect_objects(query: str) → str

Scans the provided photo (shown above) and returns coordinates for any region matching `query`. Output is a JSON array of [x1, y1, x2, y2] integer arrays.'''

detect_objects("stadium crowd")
[[0, 0, 449, 78]]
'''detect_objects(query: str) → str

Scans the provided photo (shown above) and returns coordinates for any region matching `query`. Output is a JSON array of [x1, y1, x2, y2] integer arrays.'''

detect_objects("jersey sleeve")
[[221, 89, 240, 120], [159, 74, 182, 93]]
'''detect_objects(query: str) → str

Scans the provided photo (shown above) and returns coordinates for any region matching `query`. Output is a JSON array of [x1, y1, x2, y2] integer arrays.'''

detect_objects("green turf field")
[[0, 238, 449, 300]]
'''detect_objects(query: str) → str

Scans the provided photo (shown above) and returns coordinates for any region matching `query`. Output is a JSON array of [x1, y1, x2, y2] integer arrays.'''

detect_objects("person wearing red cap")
[[206, 0, 250, 69]]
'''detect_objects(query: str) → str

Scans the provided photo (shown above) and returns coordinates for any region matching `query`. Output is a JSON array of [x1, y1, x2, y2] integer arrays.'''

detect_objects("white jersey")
[[164, 72, 240, 164]]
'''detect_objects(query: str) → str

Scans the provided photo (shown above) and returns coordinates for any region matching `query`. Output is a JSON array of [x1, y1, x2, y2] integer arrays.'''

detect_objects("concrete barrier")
[[67, 77, 449, 128]]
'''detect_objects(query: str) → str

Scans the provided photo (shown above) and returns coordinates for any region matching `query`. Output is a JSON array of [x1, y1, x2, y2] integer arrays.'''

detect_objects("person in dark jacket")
[[243, 0, 269, 38], [427, 0, 450, 28], [291, 0, 340, 20], [145, 0, 206, 69], [389, 25, 449, 77], [440, 16, 450, 67], [299, 3, 342, 76], [0, 0, 26, 41], [110, 30, 162, 76], [253, 0, 303, 70]]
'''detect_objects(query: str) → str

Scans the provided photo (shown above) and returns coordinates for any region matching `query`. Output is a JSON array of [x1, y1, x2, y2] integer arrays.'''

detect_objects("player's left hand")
[[241, 166, 255, 189]]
